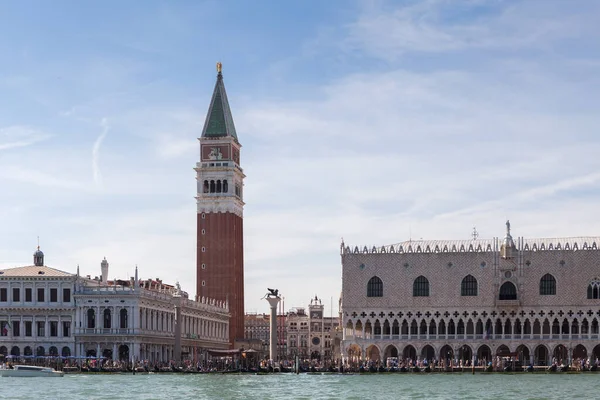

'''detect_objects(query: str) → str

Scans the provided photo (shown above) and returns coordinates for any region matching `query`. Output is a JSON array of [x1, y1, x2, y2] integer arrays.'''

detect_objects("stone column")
[[173, 293, 182, 363], [266, 296, 281, 362]]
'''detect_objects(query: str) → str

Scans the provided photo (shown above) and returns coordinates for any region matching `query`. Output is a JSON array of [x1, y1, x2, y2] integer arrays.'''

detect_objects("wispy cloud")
[[0, 126, 51, 151], [92, 118, 110, 189], [343, 0, 600, 60]]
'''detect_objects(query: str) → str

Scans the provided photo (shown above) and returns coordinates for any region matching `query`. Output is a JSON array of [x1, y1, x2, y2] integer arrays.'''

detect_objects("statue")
[[267, 288, 279, 297], [216, 62, 222, 74], [208, 147, 223, 160]]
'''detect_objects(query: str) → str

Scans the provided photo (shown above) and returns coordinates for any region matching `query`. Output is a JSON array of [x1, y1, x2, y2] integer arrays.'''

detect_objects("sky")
[[1, 0, 599, 316]]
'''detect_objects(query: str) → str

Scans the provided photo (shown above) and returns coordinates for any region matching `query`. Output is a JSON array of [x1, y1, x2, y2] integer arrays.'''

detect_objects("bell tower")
[[195, 63, 245, 346]]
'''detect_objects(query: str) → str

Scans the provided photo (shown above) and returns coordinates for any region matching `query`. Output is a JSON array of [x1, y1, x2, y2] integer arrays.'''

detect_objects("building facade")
[[236, 296, 342, 363], [195, 63, 245, 346], [0, 248, 77, 358], [0, 249, 230, 362], [341, 221, 600, 366]]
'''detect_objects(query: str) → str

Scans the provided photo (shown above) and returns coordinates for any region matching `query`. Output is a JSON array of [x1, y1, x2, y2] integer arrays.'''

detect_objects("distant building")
[[195, 63, 246, 347], [0, 248, 229, 362], [244, 295, 341, 363], [341, 221, 600, 366]]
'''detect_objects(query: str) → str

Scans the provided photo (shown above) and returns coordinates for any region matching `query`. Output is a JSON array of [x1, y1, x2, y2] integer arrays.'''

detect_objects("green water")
[[0, 372, 597, 399]]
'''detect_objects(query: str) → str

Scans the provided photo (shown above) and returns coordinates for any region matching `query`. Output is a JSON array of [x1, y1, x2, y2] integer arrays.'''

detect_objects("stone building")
[[0, 247, 79, 358], [0, 248, 230, 362], [341, 221, 600, 366], [75, 271, 230, 363]]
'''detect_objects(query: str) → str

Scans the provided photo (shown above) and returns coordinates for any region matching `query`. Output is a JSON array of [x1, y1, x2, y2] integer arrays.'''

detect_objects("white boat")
[[0, 365, 64, 377]]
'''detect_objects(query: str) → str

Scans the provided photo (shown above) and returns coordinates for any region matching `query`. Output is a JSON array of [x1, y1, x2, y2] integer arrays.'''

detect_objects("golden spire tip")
[[216, 62, 222, 74]]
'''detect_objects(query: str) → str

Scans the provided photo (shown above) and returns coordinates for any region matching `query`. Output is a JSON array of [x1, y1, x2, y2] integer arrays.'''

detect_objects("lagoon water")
[[1, 372, 597, 400]]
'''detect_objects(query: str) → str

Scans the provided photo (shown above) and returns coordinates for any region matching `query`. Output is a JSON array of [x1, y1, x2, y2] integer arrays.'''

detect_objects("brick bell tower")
[[195, 62, 245, 346]]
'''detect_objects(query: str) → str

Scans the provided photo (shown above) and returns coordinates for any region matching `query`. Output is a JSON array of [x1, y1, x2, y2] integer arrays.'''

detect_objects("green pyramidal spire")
[[201, 62, 238, 140]]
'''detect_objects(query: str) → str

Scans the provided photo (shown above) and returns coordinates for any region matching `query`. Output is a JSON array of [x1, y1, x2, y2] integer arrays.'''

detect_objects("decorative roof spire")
[[201, 62, 238, 140], [501, 219, 516, 259]]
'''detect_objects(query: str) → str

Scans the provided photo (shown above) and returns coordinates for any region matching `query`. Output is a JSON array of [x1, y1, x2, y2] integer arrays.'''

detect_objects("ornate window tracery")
[[587, 279, 600, 299]]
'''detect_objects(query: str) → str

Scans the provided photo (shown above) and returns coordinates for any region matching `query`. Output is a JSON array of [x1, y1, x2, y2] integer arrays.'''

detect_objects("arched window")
[[588, 279, 600, 299], [223, 180, 228, 193], [499, 282, 517, 300], [367, 276, 383, 297], [540, 274, 556, 295], [210, 180, 215, 193], [461, 275, 478, 296], [216, 180, 222, 193], [413, 276, 429, 297], [103, 309, 111, 329], [203, 180, 209, 193], [120, 309, 128, 329], [87, 309, 95, 329]]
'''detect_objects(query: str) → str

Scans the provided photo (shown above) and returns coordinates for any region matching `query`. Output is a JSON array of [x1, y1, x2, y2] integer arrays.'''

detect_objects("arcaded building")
[[341, 221, 600, 366]]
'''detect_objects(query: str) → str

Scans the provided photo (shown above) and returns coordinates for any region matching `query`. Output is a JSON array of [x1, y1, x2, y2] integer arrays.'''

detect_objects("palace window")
[[50, 288, 58, 302], [587, 279, 600, 299], [103, 309, 111, 329], [12, 321, 20, 337], [0, 288, 6, 302], [461, 275, 478, 296], [413, 276, 430, 297], [63, 322, 70, 337], [87, 309, 96, 329], [25, 288, 32, 302], [63, 288, 71, 303], [367, 276, 383, 297], [540, 274, 556, 295], [24, 321, 32, 336], [49, 321, 58, 337], [499, 282, 517, 300], [37, 288, 45, 302], [120, 309, 128, 329], [12, 288, 20, 302], [37, 321, 45, 337]]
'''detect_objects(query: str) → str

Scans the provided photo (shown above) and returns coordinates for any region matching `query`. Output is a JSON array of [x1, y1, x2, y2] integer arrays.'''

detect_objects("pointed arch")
[[461, 274, 478, 296], [367, 276, 383, 297], [499, 281, 517, 300], [540, 273, 556, 295], [413, 276, 429, 297]]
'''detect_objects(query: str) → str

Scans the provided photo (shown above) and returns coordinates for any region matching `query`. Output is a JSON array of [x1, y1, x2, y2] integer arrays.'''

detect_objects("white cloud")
[[0, 126, 51, 151], [343, 0, 600, 60], [92, 118, 110, 188]]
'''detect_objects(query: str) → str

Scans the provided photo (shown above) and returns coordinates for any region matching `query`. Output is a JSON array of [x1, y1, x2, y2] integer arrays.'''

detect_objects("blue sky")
[[1, 0, 599, 315]]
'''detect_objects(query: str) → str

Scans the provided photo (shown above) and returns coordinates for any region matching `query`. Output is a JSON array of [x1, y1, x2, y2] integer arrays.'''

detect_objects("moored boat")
[[0, 365, 64, 377]]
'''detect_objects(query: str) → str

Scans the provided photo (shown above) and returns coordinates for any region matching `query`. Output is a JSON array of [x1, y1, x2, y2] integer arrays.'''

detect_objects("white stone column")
[[266, 296, 281, 362]]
